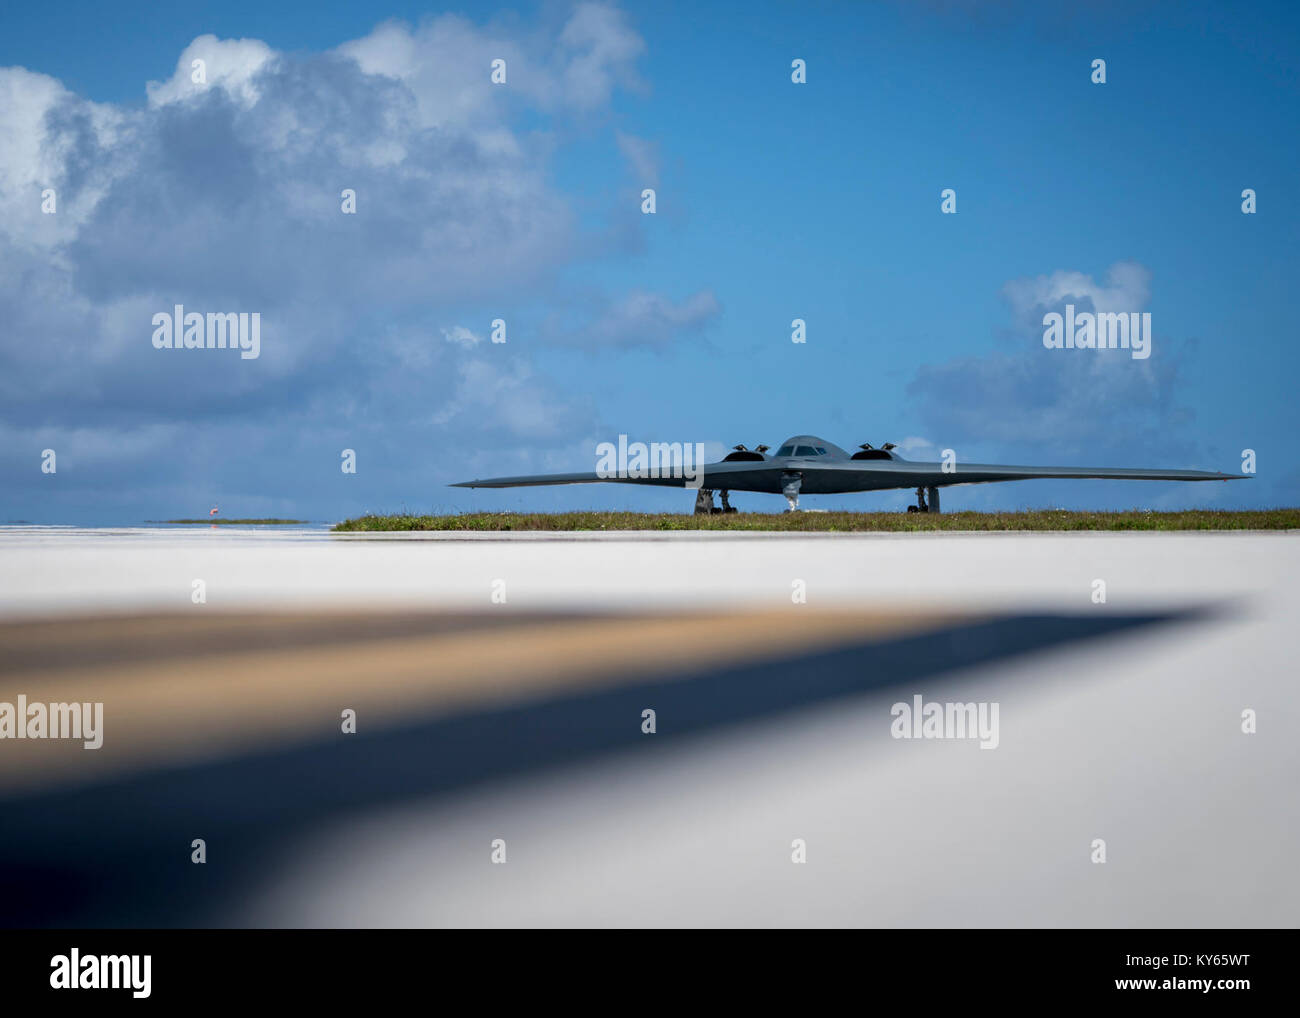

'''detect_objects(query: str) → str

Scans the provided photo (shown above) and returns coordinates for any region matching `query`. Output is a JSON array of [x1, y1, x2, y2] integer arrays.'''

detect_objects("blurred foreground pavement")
[[0, 528, 1295, 926]]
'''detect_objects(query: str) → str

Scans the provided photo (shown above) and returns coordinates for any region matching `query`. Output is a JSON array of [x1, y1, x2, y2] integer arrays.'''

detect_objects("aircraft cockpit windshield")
[[778, 444, 826, 456]]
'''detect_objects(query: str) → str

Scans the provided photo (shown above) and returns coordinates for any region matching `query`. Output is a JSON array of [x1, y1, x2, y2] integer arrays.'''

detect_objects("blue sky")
[[1, 0, 1296, 522]]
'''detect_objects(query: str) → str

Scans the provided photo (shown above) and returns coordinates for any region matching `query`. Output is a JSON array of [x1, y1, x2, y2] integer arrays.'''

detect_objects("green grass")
[[333, 509, 1300, 533], [160, 518, 308, 525]]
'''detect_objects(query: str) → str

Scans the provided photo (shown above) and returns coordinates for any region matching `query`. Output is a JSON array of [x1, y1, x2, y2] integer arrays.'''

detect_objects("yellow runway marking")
[[0, 608, 963, 794]]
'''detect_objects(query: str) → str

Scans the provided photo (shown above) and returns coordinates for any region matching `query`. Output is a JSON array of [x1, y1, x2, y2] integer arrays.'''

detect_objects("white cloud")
[[337, 3, 644, 128], [1002, 260, 1152, 330], [146, 34, 277, 108], [557, 2, 647, 110], [441, 325, 484, 348], [0, 67, 124, 248], [0, 7, 647, 510], [909, 261, 1196, 461]]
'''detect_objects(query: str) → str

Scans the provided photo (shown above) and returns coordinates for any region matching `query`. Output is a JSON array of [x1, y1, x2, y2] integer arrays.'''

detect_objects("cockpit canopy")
[[776, 443, 826, 457], [773, 436, 851, 459]]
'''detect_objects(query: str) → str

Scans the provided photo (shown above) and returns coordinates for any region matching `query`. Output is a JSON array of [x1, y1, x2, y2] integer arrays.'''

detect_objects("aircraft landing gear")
[[782, 472, 802, 512], [694, 488, 715, 515], [907, 486, 941, 513], [720, 490, 736, 513]]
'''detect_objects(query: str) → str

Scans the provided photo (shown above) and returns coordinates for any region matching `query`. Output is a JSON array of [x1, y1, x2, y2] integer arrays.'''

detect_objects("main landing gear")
[[907, 486, 942, 513], [693, 489, 739, 515]]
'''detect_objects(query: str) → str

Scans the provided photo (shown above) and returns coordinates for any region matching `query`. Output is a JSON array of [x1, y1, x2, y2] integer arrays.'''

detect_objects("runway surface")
[[0, 526, 1296, 926]]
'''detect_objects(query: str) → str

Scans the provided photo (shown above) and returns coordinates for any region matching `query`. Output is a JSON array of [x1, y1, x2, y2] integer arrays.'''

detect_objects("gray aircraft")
[[452, 434, 1245, 513]]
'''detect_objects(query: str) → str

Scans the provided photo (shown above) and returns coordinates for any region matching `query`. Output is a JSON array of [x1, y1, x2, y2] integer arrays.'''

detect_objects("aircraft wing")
[[452, 458, 1244, 495], [793, 459, 1244, 491], [935, 463, 1243, 485], [450, 460, 775, 490]]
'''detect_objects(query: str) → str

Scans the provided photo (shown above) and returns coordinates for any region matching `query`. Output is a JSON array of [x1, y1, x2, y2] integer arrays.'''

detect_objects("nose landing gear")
[[781, 472, 802, 512]]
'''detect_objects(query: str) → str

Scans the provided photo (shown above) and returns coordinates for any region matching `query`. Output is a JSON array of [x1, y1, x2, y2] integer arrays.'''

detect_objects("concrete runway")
[[0, 525, 1292, 614], [0, 526, 1296, 926]]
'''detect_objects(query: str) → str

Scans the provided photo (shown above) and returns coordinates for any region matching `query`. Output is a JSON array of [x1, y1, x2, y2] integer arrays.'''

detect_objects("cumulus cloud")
[[145, 35, 277, 109], [908, 262, 1197, 462], [555, 2, 647, 110], [338, 2, 644, 127], [1001, 260, 1152, 332], [0, 68, 124, 251], [0, 5, 655, 518]]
